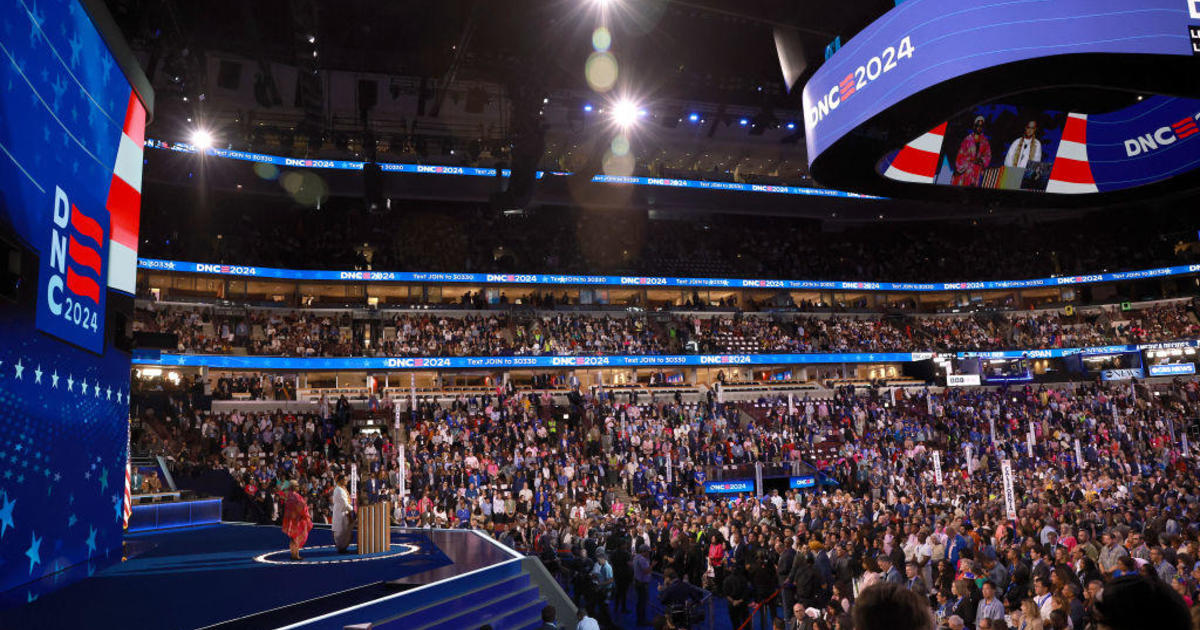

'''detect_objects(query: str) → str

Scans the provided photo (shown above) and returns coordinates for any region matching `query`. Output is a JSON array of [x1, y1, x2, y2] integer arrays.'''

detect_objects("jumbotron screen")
[[0, 0, 148, 594]]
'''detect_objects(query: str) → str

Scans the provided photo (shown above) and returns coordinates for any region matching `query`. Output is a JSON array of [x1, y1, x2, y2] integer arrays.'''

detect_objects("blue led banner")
[[803, 0, 1196, 164], [144, 139, 878, 200], [131, 340, 1200, 370], [789, 476, 817, 489], [1149, 363, 1197, 376], [134, 352, 925, 370], [704, 480, 755, 494], [957, 340, 1200, 360], [137, 257, 1200, 293]]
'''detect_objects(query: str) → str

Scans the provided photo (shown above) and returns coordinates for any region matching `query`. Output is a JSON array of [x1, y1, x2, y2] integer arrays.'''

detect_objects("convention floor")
[[0, 524, 459, 630]]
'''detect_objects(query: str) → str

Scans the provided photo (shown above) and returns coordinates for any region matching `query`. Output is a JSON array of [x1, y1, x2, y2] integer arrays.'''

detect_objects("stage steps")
[[373, 572, 541, 630], [292, 555, 576, 630]]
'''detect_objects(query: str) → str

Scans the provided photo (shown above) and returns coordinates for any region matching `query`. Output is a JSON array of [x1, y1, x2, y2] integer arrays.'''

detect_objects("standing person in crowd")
[[332, 473, 353, 553]]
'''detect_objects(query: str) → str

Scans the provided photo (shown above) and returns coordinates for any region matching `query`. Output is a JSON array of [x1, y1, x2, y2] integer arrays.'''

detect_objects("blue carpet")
[[0, 523, 453, 630]]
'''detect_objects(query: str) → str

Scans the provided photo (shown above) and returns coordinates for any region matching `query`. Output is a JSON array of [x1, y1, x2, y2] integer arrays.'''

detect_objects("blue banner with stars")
[[0, 0, 142, 596]]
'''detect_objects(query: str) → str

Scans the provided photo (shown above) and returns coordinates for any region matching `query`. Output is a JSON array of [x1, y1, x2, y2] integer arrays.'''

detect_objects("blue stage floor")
[[1, 524, 455, 630]]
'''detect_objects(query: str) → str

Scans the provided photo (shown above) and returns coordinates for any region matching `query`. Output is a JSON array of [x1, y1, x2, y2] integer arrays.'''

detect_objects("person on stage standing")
[[282, 480, 313, 561], [332, 474, 353, 554]]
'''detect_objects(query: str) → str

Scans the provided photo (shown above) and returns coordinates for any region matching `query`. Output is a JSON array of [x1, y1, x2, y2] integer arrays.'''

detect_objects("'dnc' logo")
[[36, 186, 109, 353]]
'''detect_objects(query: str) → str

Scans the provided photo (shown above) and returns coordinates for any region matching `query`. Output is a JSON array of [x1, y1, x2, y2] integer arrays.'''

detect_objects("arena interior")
[[4, 1, 1200, 629]]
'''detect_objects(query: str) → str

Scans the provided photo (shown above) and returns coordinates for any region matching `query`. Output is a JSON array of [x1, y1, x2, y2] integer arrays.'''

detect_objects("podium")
[[357, 501, 391, 554]]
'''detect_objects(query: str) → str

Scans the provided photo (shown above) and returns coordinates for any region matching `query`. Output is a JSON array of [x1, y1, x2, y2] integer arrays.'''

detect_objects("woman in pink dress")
[[952, 116, 992, 187], [281, 481, 313, 561]]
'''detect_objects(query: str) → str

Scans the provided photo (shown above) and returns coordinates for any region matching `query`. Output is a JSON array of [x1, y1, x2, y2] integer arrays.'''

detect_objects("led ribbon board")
[[803, 0, 1200, 201], [137, 257, 1200, 292]]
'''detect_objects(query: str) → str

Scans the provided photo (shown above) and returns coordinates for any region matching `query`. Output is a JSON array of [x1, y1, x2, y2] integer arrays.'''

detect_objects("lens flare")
[[585, 52, 618, 92], [592, 27, 611, 52]]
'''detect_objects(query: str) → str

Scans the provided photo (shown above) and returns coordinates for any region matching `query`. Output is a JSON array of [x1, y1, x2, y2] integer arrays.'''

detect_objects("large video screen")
[[880, 96, 1200, 194], [0, 0, 148, 595]]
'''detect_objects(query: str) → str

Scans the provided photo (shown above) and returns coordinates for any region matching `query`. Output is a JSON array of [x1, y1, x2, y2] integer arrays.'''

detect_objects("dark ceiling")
[[106, 0, 895, 108]]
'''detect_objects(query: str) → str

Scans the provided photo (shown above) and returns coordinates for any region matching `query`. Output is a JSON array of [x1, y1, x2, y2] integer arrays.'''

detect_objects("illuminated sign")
[[136, 258, 1200, 293], [704, 480, 755, 494], [946, 374, 981, 387], [1149, 363, 1197, 376], [789, 476, 817, 489], [36, 187, 109, 352]]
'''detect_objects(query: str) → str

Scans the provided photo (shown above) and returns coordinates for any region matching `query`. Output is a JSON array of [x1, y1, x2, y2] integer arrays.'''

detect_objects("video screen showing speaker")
[[0, 0, 150, 595]]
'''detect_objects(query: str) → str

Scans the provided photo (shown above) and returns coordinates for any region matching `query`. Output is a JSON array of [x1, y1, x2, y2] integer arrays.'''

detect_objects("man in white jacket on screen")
[[1005, 120, 1042, 167]]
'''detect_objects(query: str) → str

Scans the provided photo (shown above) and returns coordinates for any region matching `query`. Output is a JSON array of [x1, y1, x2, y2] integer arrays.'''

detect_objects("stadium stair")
[[369, 571, 545, 630], [308, 555, 576, 630]]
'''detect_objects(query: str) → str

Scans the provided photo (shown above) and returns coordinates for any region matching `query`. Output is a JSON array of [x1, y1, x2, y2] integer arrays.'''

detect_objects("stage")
[[0, 523, 517, 630]]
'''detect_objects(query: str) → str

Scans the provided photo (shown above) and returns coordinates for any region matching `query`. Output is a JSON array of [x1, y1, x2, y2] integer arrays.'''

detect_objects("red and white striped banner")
[[106, 92, 146, 294]]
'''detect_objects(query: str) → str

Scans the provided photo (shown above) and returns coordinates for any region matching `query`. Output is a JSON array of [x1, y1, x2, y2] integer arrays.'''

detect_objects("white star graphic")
[[14, 359, 24, 380], [93, 383, 100, 397], [66, 374, 74, 391], [105, 387, 112, 400], [77, 378, 85, 394], [33, 365, 42, 383], [51, 371, 59, 388]]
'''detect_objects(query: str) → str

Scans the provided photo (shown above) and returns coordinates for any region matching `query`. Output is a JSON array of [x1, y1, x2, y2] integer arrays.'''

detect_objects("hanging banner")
[[1074, 438, 1084, 469], [989, 413, 997, 447], [788, 393, 795, 416], [1001, 459, 1017, 521], [965, 444, 974, 474], [350, 463, 359, 505], [932, 451, 943, 486], [1026, 425, 1035, 458], [666, 452, 673, 484], [397, 445, 406, 500]]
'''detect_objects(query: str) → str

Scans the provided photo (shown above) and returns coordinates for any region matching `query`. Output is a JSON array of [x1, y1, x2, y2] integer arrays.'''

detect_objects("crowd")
[[135, 301, 1200, 358], [136, 376, 1200, 630], [136, 200, 1200, 284]]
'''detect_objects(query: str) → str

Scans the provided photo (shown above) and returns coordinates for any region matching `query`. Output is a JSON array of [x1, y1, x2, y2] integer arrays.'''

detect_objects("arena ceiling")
[[108, 0, 895, 108]]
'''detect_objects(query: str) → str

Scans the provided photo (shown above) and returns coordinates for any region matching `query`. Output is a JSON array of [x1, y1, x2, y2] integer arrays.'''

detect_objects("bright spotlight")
[[688, 113, 699, 123], [583, 103, 594, 112], [191, 129, 214, 150], [611, 100, 640, 128], [786, 122, 796, 130], [739, 118, 749, 126]]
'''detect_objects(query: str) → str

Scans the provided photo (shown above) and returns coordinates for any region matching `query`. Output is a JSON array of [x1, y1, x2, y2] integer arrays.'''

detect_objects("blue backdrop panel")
[[0, 0, 145, 595]]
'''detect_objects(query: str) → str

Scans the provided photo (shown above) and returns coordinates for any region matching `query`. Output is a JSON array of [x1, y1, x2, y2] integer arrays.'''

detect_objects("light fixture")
[[611, 99, 640, 128], [191, 129, 214, 150]]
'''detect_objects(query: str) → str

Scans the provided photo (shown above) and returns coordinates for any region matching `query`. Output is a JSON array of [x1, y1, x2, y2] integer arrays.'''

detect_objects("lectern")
[[357, 501, 391, 554]]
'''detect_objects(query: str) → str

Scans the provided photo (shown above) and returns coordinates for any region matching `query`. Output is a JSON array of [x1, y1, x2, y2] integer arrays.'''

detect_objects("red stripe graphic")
[[106, 175, 141, 248], [1178, 127, 1199, 139], [1048, 156, 1094, 184], [66, 267, 100, 304], [70, 204, 104, 246], [889, 146, 940, 178], [1061, 115, 1088, 144], [122, 91, 146, 146], [68, 234, 102, 277]]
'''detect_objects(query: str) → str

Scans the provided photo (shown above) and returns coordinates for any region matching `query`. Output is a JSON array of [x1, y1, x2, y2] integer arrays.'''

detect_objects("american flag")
[[122, 460, 132, 529]]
